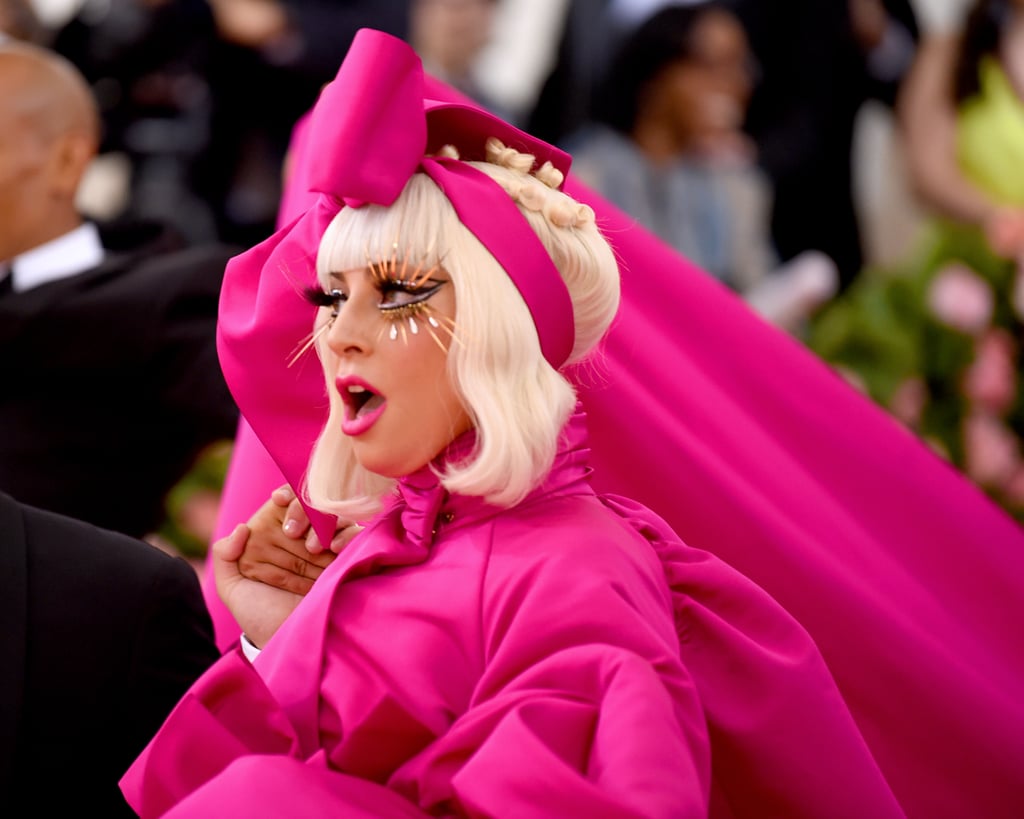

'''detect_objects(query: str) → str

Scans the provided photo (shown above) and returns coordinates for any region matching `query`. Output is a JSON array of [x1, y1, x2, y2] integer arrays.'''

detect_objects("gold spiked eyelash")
[[289, 316, 333, 367], [289, 241, 463, 364], [376, 301, 459, 354], [365, 241, 442, 291], [365, 241, 461, 351]]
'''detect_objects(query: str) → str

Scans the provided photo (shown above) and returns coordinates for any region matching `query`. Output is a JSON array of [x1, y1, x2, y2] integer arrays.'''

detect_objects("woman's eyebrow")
[[326, 270, 352, 286]]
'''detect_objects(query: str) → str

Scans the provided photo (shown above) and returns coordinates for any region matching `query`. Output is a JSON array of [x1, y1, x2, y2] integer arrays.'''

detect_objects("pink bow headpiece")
[[298, 28, 574, 367]]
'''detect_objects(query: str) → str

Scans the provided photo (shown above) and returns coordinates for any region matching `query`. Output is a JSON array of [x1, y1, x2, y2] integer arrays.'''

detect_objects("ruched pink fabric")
[[125, 411, 905, 817]]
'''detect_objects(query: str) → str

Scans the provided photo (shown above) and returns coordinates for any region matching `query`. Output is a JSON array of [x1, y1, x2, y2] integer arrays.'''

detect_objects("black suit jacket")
[[0, 221, 240, 537], [0, 492, 221, 816]]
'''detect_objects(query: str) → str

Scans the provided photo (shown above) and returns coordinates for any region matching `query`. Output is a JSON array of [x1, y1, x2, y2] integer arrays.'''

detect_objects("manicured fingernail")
[[283, 519, 300, 536]]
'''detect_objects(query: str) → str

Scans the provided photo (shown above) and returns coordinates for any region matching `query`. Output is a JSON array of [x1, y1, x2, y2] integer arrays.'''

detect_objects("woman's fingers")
[[282, 496, 310, 538], [331, 523, 364, 554]]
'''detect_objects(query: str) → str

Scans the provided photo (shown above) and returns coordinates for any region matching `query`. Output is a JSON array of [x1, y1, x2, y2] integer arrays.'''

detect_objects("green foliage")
[[157, 440, 234, 558], [806, 222, 1024, 523]]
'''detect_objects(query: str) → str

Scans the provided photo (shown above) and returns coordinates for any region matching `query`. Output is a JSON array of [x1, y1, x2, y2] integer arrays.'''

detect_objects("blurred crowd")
[[2, 0, 1022, 552]]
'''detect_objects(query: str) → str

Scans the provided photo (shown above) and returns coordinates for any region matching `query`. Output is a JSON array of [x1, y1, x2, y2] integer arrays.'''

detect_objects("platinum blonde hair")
[[304, 139, 620, 520]]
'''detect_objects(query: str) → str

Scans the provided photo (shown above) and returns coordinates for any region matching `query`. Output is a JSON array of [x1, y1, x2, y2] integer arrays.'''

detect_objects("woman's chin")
[[353, 450, 430, 480]]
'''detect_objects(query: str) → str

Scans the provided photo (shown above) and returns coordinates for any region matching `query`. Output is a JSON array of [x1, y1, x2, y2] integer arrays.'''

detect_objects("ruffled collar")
[[314, 405, 593, 590], [395, 404, 594, 549]]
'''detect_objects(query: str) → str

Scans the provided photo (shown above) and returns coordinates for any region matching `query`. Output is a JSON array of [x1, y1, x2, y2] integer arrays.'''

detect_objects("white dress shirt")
[[6, 222, 105, 293]]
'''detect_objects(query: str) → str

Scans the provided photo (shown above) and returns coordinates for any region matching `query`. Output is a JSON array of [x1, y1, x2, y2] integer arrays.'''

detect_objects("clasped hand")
[[212, 485, 362, 648]]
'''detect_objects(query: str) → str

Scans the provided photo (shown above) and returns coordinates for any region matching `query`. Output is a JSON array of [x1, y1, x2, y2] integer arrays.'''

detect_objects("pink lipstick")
[[336, 376, 387, 436]]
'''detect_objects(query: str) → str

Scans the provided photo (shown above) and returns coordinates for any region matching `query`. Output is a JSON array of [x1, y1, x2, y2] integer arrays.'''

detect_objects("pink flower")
[[926, 263, 994, 334], [963, 411, 1020, 488], [888, 377, 927, 426], [835, 365, 867, 394], [962, 329, 1018, 414], [1003, 466, 1024, 506], [1012, 259, 1024, 322]]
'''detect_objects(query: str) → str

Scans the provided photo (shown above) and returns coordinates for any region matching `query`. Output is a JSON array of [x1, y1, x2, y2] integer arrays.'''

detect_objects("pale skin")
[[215, 260, 470, 648]]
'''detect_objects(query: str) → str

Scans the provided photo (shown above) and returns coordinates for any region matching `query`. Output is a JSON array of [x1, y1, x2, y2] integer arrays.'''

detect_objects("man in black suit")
[[0, 41, 240, 539], [0, 491, 221, 816]]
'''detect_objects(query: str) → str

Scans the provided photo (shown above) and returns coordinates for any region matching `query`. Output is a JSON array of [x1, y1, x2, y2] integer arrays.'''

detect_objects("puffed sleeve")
[[161, 755, 431, 818], [120, 647, 435, 818], [390, 502, 711, 818]]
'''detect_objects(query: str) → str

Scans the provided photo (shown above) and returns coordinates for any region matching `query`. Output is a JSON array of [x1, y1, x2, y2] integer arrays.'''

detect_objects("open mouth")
[[343, 383, 385, 420]]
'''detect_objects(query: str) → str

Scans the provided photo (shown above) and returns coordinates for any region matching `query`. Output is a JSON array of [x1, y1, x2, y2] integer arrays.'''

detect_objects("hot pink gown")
[[181, 29, 1022, 818], [124, 411, 905, 817]]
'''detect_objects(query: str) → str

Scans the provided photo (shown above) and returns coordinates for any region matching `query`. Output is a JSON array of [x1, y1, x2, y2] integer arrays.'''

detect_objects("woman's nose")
[[325, 299, 374, 356]]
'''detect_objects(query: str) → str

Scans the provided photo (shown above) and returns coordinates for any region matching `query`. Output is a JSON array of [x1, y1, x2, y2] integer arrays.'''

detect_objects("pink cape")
[[202, 30, 1024, 818]]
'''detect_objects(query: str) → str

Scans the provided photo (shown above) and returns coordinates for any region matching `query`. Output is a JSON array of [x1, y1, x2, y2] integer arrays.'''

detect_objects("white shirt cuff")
[[241, 633, 263, 662]]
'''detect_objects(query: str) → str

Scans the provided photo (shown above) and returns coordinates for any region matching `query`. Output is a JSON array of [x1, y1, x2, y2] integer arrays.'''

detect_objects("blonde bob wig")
[[304, 148, 620, 520]]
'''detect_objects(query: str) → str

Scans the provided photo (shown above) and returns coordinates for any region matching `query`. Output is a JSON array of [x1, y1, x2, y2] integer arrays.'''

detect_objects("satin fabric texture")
[[124, 411, 906, 817]]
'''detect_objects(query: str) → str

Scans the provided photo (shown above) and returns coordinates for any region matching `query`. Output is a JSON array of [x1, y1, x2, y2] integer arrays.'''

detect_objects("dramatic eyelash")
[[382, 303, 461, 353], [290, 286, 342, 366], [368, 242, 445, 290], [302, 280, 443, 314], [300, 243, 464, 354], [289, 319, 332, 366], [379, 279, 445, 314], [367, 243, 460, 351], [303, 286, 339, 309]]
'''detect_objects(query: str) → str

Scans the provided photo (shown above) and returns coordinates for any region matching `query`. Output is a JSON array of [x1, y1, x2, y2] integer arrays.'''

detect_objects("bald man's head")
[[0, 41, 100, 147], [0, 42, 101, 260]]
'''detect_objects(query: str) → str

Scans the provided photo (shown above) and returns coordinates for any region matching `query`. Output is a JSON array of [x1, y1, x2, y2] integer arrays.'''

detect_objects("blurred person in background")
[[566, 3, 837, 330], [530, 0, 919, 291], [0, 40, 240, 540], [409, 0, 509, 117], [0, 0, 48, 43], [899, 0, 1024, 253], [727, 0, 919, 290], [567, 3, 772, 289], [51, 0, 224, 241], [196, 0, 410, 245], [49, 0, 410, 246], [0, 491, 220, 816]]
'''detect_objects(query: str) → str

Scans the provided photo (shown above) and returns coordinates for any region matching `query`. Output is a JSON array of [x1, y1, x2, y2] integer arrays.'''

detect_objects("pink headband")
[[282, 28, 575, 367]]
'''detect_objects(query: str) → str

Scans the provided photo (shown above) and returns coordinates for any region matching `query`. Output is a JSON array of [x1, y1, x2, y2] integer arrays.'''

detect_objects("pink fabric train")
[[185, 28, 1023, 819]]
